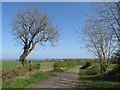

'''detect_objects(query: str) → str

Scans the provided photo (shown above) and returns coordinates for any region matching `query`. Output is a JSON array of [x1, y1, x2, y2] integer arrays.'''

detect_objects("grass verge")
[[2, 71, 54, 88], [77, 69, 120, 89]]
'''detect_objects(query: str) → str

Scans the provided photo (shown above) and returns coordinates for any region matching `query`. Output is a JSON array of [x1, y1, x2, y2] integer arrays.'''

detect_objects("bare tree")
[[78, 1, 119, 73], [81, 17, 118, 73], [95, 2, 120, 44], [11, 8, 59, 66]]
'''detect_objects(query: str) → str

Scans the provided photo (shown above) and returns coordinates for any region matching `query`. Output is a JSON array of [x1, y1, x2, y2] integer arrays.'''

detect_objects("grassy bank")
[[2, 71, 54, 88], [2, 61, 54, 88], [77, 69, 120, 89], [77, 61, 120, 89]]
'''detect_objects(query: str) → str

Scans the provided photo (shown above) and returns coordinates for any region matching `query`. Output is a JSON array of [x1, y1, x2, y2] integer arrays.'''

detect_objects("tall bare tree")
[[78, 1, 119, 73], [81, 19, 118, 73], [11, 8, 59, 66]]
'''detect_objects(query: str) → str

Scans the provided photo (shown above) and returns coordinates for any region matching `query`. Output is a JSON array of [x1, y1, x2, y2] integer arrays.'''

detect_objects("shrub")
[[86, 69, 98, 75], [54, 62, 60, 70], [35, 63, 41, 69], [104, 66, 120, 81], [54, 61, 83, 70], [80, 60, 94, 69], [111, 50, 120, 65], [28, 66, 33, 72], [52, 69, 64, 72]]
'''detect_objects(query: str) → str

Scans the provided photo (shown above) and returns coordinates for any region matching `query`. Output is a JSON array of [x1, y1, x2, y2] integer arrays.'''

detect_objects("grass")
[[2, 61, 81, 88], [2, 61, 84, 88], [54, 61, 84, 69], [2, 61, 55, 88], [108, 64, 117, 70], [0, 61, 2, 69], [2, 71, 54, 88], [40, 62, 54, 69], [1, 60, 53, 70], [2, 61, 22, 70], [77, 64, 120, 89]]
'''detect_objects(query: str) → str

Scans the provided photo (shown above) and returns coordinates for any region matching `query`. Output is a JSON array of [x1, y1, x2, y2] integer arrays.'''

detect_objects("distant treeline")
[[39, 59, 96, 62], [2, 58, 101, 63]]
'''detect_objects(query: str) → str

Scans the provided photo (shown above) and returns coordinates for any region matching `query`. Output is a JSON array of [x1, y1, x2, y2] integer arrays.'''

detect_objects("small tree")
[[11, 8, 59, 66]]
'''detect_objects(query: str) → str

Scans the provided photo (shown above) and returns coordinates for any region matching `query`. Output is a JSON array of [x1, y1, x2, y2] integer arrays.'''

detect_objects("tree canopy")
[[11, 8, 59, 66]]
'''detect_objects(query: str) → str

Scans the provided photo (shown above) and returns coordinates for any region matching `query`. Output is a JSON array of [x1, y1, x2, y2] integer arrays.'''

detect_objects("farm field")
[[40, 62, 54, 71], [0, 61, 2, 70], [1, 60, 52, 70], [1, 59, 87, 70], [2, 61, 22, 70]]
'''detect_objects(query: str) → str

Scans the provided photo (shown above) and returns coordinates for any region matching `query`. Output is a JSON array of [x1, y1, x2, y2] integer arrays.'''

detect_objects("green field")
[[1, 60, 54, 70], [40, 62, 54, 71], [2, 61, 22, 69], [0, 61, 2, 69]]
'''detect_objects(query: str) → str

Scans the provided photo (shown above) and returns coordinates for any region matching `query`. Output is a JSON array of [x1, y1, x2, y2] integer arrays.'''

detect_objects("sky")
[[2, 2, 97, 60], [2, 0, 118, 2], [0, 1, 2, 60]]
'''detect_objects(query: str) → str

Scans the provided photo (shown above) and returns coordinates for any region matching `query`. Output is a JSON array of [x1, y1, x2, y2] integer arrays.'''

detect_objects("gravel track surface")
[[29, 66, 81, 88]]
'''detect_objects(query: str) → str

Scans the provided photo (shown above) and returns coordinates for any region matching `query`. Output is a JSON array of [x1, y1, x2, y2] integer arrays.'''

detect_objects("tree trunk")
[[19, 49, 30, 66], [100, 59, 108, 74], [19, 42, 35, 66]]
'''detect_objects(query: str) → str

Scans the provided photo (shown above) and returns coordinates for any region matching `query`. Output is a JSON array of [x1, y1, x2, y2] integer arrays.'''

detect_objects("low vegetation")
[[77, 69, 120, 89], [80, 60, 94, 69], [2, 60, 84, 88], [2, 71, 54, 88], [77, 60, 120, 89], [104, 50, 120, 82], [2, 61, 22, 70], [54, 61, 84, 71], [2, 61, 54, 88]]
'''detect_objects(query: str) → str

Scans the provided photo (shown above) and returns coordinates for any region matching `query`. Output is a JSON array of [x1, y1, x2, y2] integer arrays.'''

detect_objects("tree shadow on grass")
[[77, 74, 120, 89]]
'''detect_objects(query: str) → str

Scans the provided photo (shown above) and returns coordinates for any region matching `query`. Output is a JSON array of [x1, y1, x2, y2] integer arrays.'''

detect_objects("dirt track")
[[29, 66, 81, 88]]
